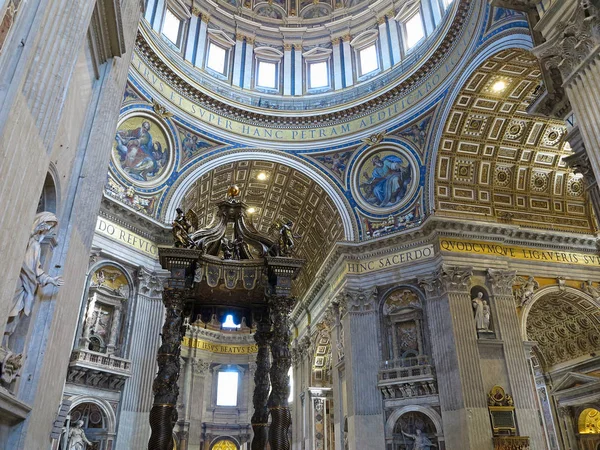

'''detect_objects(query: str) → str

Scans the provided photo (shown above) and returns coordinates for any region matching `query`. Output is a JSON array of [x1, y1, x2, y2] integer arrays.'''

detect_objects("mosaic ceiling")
[[526, 290, 600, 368], [435, 49, 594, 233], [180, 160, 345, 297]]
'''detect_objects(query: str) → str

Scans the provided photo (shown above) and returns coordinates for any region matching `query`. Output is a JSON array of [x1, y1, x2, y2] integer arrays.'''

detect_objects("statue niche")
[[393, 411, 438, 450], [471, 286, 493, 339], [78, 265, 130, 355], [381, 288, 425, 361]]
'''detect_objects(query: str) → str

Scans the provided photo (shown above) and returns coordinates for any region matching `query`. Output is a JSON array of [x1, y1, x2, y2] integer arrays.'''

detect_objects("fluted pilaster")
[[419, 265, 492, 450], [487, 269, 546, 449]]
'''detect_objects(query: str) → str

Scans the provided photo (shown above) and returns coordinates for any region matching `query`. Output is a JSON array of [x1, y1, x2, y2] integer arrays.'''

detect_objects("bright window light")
[[359, 44, 378, 75], [443, 0, 454, 8], [207, 43, 227, 74], [288, 366, 294, 403], [217, 371, 239, 406], [257, 61, 277, 88], [162, 10, 181, 46], [405, 13, 425, 49], [309, 61, 329, 88], [222, 314, 241, 329]]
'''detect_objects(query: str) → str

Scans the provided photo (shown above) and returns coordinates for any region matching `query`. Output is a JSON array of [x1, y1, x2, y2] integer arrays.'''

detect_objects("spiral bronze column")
[[148, 287, 187, 450], [267, 295, 295, 450], [251, 311, 272, 450]]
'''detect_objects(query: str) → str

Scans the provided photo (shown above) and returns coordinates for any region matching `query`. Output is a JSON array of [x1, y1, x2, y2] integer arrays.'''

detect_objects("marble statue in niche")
[[113, 116, 170, 184], [3, 212, 64, 348], [395, 411, 437, 450], [66, 420, 93, 450], [358, 151, 413, 209], [472, 288, 493, 337]]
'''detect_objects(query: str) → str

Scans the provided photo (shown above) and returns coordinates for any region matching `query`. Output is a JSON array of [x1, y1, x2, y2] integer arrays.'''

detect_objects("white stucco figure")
[[3, 212, 64, 347], [402, 429, 436, 450], [67, 420, 92, 450]]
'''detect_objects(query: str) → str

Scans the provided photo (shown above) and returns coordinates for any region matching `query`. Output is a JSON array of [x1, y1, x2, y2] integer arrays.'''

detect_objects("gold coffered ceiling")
[[181, 160, 345, 297], [435, 49, 594, 233], [526, 290, 600, 368]]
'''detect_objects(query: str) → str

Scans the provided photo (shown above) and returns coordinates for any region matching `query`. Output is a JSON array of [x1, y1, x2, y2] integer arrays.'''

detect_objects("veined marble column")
[[188, 357, 210, 449], [194, 15, 209, 69], [419, 266, 492, 450], [340, 288, 384, 450], [487, 270, 546, 450], [341, 36, 354, 88], [377, 18, 391, 71]]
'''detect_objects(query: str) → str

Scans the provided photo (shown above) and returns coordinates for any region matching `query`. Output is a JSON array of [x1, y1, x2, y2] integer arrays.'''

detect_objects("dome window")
[[162, 9, 183, 47], [404, 11, 425, 50], [359, 44, 379, 76], [216, 371, 239, 406], [257, 61, 277, 88], [308, 61, 329, 89], [207, 43, 228, 75], [254, 46, 283, 91]]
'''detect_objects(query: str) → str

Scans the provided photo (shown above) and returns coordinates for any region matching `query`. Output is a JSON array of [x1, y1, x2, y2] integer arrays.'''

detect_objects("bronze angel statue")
[[270, 220, 301, 256], [172, 208, 198, 248]]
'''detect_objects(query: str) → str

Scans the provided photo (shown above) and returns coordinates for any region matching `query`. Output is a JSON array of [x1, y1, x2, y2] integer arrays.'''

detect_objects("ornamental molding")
[[185, 324, 257, 345], [137, 267, 167, 297], [532, 1, 600, 85], [134, 0, 473, 125], [291, 215, 600, 321]]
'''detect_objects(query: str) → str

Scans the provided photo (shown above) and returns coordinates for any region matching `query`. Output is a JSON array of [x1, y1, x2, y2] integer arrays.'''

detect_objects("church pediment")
[[552, 372, 600, 395]]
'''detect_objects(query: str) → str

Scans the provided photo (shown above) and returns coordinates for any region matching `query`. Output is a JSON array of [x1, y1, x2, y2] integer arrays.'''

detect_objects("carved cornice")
[[134, 0, 472, 124], [291, 215, 600, 321]]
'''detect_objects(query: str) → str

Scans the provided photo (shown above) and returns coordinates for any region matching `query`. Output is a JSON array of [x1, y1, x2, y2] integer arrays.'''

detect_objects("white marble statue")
[[482, 300, 491, 331], [582, 280, 600, 300], [67, 420, 92, 450], [3, 212, 64, 347], [472, 292, 488, 331], [402, 429, 436, 450]]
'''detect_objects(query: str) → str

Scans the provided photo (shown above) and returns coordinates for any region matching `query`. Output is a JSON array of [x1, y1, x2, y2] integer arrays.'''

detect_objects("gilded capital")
[[377, 16, 386, 25], [192, 7, 201, 16], [293, 43, 303, 51], [283, 43, 292, 51], [246, 36, 256, 45], [342, 34, 352, 42], [201, 13, 210, 23]]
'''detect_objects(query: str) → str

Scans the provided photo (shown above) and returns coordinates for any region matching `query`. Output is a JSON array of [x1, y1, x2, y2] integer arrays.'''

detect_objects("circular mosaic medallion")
[[112, 113, 173, 187], [352, 145, 419, 214]]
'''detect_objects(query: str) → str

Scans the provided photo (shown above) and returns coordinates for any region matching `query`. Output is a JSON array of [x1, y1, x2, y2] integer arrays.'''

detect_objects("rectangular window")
[[309, 61, 329, 89], [359, 44, 379, 76], [216, 371, 239, 406], [405, 13, 425, 49], [257, 61, 277, 88], [162, 9, 182, 46], [207, 43, 227, 74]]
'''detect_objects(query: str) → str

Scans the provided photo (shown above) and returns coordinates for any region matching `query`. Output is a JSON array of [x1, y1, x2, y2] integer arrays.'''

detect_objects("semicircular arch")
[[384, 405, 444, 439], [164, 149, 357, 241], [65, 395, 117, 434]]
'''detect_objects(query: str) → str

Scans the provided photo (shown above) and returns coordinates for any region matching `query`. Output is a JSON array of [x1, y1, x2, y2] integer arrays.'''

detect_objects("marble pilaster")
[[332, 39, 344, 90], [184, 13, 199, 64], [419, 265, 492, 450], [284, 44, 293, 96], [233, 35, 245, 87], [487, 269, 546, 450], [243, 37, 255, 89], [340, 287, 384, 450], [387, 16, 402, 66], [341, 37, 354, 88], [194, 16, 208, 69], [294, 44, 303, 95], [377, 20, 391, 71]]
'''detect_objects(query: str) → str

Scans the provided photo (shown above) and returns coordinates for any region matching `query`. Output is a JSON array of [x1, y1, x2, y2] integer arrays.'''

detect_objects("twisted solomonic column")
[[148, 287, 188, 450], [267, 295, 295, 450], [251, 312, 272, 450]]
